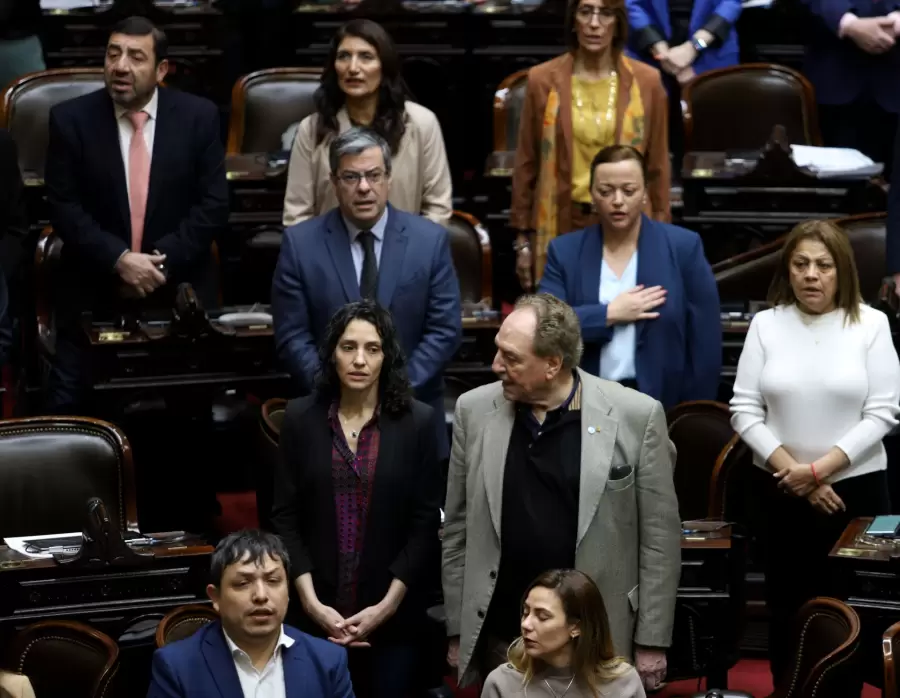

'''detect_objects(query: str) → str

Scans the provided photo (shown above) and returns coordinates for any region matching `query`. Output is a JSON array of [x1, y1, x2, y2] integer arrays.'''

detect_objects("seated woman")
[[509, 0, 670, 291], [538, 144, 720, 408], [282, 19, 452, 228], [271, 300, 442, 698], [730, 219, 900, 685], [482, 569, 644, 698]]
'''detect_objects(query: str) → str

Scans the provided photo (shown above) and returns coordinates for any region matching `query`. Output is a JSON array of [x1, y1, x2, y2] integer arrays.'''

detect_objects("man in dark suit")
[[148, 529, 355, 698], [803, 0, 900, 176], [44, 15, 228, 412], [272, 126, 461, 459]]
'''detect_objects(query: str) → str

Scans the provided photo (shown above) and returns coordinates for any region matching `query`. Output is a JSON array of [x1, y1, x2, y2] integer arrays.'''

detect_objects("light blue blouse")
[[598, 253, 638, 381]]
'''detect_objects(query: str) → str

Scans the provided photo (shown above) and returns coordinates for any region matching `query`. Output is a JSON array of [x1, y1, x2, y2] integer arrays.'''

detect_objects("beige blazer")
[[0, 672, 35, 698], [442, 369, 681, 686], [282, 101, 453, 228]]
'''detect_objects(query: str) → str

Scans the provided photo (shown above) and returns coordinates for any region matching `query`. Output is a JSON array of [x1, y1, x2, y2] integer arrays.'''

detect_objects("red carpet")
[[215, 493, 878, 698]]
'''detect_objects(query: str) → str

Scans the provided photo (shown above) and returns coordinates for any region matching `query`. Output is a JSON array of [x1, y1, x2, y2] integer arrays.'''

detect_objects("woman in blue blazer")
[[626, 0, 741, 168], [538, 145, 721, 409]]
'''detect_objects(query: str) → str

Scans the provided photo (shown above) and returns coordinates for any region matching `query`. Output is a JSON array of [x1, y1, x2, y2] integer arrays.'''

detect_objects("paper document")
[[40, 0, 100, 9], [5, 532, 82, 559], [790, 145, 884, 178]]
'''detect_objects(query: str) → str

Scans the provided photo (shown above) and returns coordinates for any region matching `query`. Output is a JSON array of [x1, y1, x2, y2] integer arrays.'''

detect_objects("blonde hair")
[[767, 219, 862, 324], [506, 570, 630, 697]]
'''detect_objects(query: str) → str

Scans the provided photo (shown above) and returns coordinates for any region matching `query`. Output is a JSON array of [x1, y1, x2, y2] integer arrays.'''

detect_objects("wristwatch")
[[690, 35, 708, 53]]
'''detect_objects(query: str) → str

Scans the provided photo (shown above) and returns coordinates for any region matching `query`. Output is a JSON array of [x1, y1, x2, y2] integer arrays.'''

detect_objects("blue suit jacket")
[[147, 621, 354, 698], [803, 0, 900, 111], [626, 0, 741, 73], [538, 216, 721, 409], [271, 205, 462, 457]]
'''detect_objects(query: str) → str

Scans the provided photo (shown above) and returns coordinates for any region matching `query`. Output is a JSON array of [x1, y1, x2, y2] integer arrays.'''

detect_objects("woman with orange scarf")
[[510, 0, 670, 291]]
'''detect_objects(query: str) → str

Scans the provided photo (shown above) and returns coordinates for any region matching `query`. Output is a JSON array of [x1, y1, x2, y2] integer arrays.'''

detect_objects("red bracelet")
[[810, 462, 821, 486]]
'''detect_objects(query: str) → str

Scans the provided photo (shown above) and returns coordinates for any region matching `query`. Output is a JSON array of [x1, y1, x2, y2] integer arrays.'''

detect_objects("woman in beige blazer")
[[0, 671, 35, 698], [282, 19, 453, 229]]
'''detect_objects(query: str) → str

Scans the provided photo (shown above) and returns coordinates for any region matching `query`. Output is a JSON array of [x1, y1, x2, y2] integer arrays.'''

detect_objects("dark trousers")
[[819, 99, 898, 181], [347, 643, 419, 698], [45, 329, 92, 414], [762, 468, 890, 685]]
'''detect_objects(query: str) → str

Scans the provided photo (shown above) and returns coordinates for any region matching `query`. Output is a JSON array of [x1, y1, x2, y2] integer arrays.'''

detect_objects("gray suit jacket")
[[441, 369, 681, 686]]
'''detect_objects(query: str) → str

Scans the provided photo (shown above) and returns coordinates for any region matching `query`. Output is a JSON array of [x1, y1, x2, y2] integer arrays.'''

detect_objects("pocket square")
[[609, 464, 634, 481]]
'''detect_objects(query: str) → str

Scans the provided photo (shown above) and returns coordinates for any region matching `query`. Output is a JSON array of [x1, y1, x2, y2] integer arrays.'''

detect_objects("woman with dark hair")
[[510, 0, 670, 292], [538, 144, 720, 408], [482, 569, 644, 698], [283, 19, 452, 228], [271, 300, 443, 698], [731, 219, 900, 685]]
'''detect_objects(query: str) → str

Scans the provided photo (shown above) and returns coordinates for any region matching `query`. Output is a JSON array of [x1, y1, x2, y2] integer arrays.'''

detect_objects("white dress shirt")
[[113, 88, 158, 201], [598, 252, 638, 381], [730, 303, 900, 483], [223, 625, 295, 698], [342, 208, 387, 283]]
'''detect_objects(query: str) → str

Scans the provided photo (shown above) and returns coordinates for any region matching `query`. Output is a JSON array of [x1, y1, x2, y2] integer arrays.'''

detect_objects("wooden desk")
[[671, 522, 743, 689], [681, 151, 886, 262], [830, 517, 900, 686], [0, 537, 213, 636], [83, 309, 289, 397]]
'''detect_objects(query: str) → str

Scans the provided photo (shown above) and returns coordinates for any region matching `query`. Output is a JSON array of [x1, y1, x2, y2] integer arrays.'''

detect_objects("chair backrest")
[[492, 68, 530, 153], [0, 416, 138, 537], [256, 398, 288, 531], [682, 64, 820, 152], [0, 69, 105, 178], [155, 604, 219, 648], [227, 68, 322, 154], [884, 621, 900, 698], [709, 433, 755, 523], [446, 211, 492, 305], [714, 213, 887, 304], [666, 401, 735, 521], [13, 620, 119, 698], [772, 598, 861, 698]]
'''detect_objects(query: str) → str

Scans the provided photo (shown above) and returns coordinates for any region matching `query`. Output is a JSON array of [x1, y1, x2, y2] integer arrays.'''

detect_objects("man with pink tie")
[[44, 16, 228, 413]]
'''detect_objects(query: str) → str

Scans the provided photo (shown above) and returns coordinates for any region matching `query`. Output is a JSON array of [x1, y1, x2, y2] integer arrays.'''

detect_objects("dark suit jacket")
[[538, 215, 721, 409], [271, 394, 442, 642], [271, 205, 462, 457], [147, 621, 354, 698], [44, 87, 228, 320], [803, 0, 900, 112], [0, 129, 28, 281]]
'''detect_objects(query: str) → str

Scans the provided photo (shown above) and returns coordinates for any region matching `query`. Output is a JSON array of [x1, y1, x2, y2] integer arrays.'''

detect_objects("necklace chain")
[[338, 412, 367, 439], [524, 674, 576, 698], [573, 71, 618, 144]]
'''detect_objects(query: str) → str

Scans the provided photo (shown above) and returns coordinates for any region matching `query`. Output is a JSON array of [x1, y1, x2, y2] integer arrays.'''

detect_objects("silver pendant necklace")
[[525, 674, 576, 698]]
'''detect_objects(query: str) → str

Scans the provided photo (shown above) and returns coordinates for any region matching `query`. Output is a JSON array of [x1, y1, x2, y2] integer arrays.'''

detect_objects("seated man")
[[43, 15, 228, 412], [148, 529, 355, 698], [272, 126, 461, 460]]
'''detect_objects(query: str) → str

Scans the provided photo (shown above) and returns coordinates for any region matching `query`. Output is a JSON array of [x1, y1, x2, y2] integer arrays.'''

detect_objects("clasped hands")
[[309, 599, 397, 648], [652, 41, 699, 85], [775, 463, 846, 515], [115, 251, 167, 298], [843, 14, 900, 55]]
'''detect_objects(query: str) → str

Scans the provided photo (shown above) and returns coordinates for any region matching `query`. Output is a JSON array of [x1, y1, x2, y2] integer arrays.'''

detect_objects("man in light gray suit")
[[441, 294, 680, 691]]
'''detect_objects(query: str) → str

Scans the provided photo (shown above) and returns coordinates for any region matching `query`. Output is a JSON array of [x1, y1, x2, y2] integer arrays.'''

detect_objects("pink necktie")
[[126, 111, 150, 253]]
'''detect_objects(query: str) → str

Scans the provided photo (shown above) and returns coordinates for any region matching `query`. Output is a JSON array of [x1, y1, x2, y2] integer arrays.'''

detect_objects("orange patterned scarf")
[[533, 57, 647, 282]]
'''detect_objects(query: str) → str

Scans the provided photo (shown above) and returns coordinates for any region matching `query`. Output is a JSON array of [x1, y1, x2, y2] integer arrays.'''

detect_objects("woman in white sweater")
[[481, 569, 644, 698], [730, 219, 900, 684]]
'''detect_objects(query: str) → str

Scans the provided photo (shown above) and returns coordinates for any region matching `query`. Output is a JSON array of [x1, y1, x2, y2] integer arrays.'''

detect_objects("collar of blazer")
[[481, 368, 619, 547]]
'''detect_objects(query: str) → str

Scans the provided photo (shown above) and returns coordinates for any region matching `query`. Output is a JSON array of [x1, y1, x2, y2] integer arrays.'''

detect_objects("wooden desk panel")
[[0, 538, 213, 634]]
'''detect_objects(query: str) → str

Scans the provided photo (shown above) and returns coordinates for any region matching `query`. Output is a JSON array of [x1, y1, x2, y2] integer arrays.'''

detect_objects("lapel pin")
[[587, 426, 596, 434]]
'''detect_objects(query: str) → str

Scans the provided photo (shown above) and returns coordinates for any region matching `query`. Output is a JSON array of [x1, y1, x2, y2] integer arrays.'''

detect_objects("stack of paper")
[[790, 145, 884, 179]]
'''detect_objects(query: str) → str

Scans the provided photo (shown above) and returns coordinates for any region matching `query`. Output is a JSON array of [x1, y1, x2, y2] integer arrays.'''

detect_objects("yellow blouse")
[[570, 73, 617, 204]]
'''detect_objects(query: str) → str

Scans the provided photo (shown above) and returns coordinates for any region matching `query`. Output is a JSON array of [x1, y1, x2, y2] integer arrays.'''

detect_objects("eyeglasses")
[[575, 6, 616, 23], [337, 169, 386, 187]]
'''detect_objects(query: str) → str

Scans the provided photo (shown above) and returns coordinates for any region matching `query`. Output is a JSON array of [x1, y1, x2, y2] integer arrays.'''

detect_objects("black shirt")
[[484, 374, 583, 642]]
